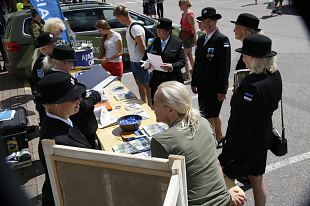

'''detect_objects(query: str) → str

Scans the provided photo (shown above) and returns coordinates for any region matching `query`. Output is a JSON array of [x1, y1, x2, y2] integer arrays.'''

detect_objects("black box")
[[0, 107, 28, 155]]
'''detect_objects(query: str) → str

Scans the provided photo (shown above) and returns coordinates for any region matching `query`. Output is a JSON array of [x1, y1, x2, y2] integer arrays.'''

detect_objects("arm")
[[217, 36, 231, 95], [151, 138, 169, 159], [191, 37, 202, 92], [79, 90, 101, 112], [187, 13, 196, 43], [135, 35, 147, 55], [108, 39, 123, 61], [218, 87, 260, 167]]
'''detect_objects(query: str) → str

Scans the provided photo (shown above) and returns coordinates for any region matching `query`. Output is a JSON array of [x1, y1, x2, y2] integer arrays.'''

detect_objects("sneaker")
[[271, 9, 276, 14], [278, 11, 282, 15]]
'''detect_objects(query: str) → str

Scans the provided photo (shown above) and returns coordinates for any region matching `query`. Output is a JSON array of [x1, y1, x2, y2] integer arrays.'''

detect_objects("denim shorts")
[[130, 61, 150, 85]]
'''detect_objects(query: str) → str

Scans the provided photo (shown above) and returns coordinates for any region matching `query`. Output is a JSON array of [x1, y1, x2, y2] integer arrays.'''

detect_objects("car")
[[3, 1, 180, 77]]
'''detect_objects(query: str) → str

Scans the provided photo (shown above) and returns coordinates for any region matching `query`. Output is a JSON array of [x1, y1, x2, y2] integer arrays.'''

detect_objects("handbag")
[[270, 99, 288, 156]]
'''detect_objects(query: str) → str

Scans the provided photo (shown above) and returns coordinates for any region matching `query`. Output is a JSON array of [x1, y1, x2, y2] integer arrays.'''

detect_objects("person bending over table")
[[151, 81, 246, 206], [37, 72, 93, 206]]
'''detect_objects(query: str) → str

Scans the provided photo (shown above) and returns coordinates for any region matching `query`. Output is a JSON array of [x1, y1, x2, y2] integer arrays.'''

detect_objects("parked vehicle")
[[3, 1, 180, 77]]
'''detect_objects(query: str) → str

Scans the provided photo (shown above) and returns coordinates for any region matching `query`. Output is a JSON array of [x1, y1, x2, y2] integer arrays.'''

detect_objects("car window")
[[23, 17, 32, 35], [129, 12, 154, 26], [64, 9, 105, 32], [103, 8, 125, 29]]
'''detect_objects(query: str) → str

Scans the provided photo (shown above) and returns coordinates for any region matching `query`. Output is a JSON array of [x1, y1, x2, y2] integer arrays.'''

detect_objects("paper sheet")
[[147, 53, 167, 72]]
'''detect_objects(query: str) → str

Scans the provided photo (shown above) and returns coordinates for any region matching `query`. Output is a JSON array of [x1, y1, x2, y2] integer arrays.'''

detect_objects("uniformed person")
[[191, 7, 231, 145], [146, 18, 186, 101], [48, 45, 101, 149], [29, 9, 43, 48], [37, 72, 93, 206], [231, 13, 262, 71], [218, 34, 282, 206], [31, 32, 57, 122]]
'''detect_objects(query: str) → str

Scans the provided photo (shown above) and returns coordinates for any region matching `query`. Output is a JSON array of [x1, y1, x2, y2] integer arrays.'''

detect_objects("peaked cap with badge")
[[197, 7, 222, 21], [38, 72, 85, 104], [36, 32, 57, 48], [156, 18, 174, 30]]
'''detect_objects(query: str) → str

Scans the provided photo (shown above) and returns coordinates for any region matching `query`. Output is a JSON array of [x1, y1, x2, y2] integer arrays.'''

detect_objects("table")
[[96, 80, 157, 151]]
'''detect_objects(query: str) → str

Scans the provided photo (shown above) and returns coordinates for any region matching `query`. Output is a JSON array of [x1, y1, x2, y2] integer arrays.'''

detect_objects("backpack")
[[129, 22, 156, 48]]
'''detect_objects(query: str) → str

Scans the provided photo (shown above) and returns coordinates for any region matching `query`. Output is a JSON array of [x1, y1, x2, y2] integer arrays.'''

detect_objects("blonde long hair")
[[155, 81, 200, 137]]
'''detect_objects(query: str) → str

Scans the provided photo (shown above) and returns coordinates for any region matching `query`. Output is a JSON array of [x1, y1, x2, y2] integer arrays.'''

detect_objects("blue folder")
[[76, 64, 110, 90]]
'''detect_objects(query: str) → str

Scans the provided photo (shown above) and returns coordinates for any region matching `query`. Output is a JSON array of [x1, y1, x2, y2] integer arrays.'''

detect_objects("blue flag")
[[30, 0, 70, 42]]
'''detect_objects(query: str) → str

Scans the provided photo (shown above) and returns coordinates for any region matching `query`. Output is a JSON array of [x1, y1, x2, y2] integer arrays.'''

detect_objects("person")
[[113, 5, 152, 106], [30, 9, 43, 48], [151, 81, 246, 206], [191, 7, 231, 146], [47, 45, 101, 149], [43, 17, 65, 39], [148, 0, 157, 18], [231, 13, 262, 71], [272, 0, 283, 15], [142, 0, 149, 16], [95, 20, 123, 80], [146, 18, 186, 101], [37, 72, 93, 206], [156, 0, 164, 18], [178, 0, 196, 81], [218, 34, 282, 206], [31, 32, 57, 122], [0, 8, 7, 72]]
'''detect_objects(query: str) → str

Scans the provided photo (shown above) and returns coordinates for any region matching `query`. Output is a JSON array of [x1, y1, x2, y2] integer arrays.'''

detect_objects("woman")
[[219, 34, 282, 206], [47, 45, 101, 149], [96, 20, 123, 80], [37, 72, 93, 206], [151, 81, 246, 206], [231, 13, 262, 71], [178, 0, 196, 80], [43, 17, 65, 38]]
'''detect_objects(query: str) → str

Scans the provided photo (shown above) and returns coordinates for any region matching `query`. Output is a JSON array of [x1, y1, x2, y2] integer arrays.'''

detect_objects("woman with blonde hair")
[[95, 20, 123, 80], [219, 34, 282, 206], [178, 0, 196, 80], [43, 17, 65, 38], [151, 81, 246, 206]]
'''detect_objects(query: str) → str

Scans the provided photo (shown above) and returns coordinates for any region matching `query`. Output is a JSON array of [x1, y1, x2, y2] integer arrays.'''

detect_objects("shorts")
[[198, 94, 223, 118], [130, 61, 150, 85], [103, 61, 123, 77]]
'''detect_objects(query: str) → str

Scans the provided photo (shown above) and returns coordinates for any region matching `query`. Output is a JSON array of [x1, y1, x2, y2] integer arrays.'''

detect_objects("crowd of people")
[[0, 0, 286, 205]]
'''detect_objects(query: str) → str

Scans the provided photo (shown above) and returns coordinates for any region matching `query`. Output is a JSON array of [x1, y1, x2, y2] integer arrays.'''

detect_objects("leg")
[[213, 116, 223, 142], [248, 175, 267, 206], [184, 48, 193, 80]]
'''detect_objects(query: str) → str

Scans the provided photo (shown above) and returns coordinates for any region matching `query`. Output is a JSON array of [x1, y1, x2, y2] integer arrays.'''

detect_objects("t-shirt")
[[126, 22, 146, 62], [151, 118, 231, 206], [104, 31, 122, 62]]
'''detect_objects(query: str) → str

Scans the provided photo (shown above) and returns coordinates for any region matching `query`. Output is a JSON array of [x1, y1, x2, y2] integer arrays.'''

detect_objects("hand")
[[160, 63, 173, 72], [102, 57, 108, 64], [217, 93, 226, 102], [229, 186, 246, 206], [191, 86, 198, 94]]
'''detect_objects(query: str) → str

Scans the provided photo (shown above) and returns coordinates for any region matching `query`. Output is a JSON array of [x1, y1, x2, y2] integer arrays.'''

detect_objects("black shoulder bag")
[[270, 99, 288, 156]]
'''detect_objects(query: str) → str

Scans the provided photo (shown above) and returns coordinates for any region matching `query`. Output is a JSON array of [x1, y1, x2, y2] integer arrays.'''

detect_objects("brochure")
[[114, 91, 137, 101], [112, 137, 151, 154], [142, 123, 168, 137]]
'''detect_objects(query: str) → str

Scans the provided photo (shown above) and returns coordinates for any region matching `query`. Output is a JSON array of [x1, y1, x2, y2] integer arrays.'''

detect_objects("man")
[[113, 5, 152, 106], [146, 18, 186, 101], [30, 9, 43, 48], [191, 7, 231, 146]]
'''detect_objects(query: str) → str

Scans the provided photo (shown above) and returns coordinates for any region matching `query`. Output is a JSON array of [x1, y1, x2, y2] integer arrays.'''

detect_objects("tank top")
[[180, 11, 194, 32]]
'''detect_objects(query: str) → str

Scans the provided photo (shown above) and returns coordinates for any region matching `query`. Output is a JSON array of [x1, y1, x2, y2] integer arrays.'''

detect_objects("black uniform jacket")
[[48, 70, 101, 149], [31, 52, 48, 94], [218, 71, 282, 178], [39, 116, 92, 206], [148, 35, 186, 98], [191, 30, 231, 98]]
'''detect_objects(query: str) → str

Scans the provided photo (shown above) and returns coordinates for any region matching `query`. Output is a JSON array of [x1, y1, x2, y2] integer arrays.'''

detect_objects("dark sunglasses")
[[70, 96, 81, 102]]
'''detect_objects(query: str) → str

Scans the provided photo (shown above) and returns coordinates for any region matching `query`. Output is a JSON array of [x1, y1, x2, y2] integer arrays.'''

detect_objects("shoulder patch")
[[36, 69, 45, 79], [243, 92, 254, 102], [223, 42, 230, 48]]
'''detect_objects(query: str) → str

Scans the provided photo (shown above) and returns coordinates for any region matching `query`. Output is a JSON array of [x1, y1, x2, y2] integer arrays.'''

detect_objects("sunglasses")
[[70, 96, 81, 102]]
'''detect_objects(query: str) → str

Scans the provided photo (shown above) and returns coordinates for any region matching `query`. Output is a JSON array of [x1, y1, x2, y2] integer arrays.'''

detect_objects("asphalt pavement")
[[103, 0, 310, 205]]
